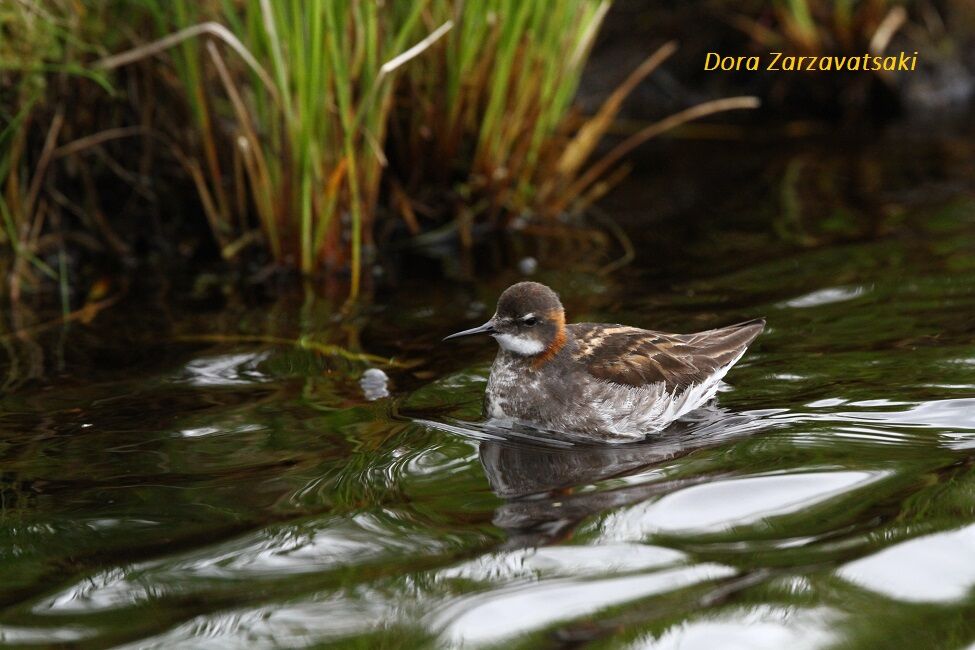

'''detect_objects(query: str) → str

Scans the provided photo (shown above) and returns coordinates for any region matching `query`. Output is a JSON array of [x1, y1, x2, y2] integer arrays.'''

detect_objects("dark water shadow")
[[414, 403, 779, 549]]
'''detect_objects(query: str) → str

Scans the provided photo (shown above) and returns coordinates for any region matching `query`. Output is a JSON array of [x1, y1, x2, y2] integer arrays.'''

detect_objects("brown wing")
[[570, 319, 765, 390]]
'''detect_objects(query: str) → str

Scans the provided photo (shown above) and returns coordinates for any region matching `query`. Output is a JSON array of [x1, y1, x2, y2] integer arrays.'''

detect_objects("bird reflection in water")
[[474, 406, 769, 549]]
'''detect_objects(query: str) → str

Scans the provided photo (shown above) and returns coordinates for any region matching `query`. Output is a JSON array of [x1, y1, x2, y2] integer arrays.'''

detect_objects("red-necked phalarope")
[[444, 281, 765, 442]]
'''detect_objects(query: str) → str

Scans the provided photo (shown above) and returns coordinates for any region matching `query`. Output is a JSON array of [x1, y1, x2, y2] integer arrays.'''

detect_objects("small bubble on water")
[[518, 257, 538, 275], [361, 368, 390, 401]]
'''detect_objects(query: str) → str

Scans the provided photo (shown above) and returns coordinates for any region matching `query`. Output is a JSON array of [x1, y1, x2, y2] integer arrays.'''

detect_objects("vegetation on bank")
[[5, 0, 971, 304], [0, 1, 764, 303]]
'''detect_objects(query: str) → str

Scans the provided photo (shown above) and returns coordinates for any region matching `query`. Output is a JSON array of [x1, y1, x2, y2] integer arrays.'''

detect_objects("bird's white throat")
[[494, 333, 545, 356]]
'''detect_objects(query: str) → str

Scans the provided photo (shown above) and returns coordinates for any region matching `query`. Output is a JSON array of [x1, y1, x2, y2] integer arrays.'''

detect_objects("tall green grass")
[[123, 1, 456, 296], [118, 0, 617, 296], [395, 1, 611, 227]]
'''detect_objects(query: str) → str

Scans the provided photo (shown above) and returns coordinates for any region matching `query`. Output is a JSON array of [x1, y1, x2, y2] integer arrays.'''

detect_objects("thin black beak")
[[443, 320, 496, 341]]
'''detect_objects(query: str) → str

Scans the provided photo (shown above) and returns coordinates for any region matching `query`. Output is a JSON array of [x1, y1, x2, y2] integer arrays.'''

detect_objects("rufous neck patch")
[[531, 310, 567, 370]]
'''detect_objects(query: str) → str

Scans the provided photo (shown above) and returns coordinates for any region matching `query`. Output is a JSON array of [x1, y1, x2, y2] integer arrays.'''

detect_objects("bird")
[[443, 281, 764, 442]]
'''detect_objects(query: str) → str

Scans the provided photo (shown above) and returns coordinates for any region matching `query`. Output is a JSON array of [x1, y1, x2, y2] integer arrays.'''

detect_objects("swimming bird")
[[444, 282, 764, 442]]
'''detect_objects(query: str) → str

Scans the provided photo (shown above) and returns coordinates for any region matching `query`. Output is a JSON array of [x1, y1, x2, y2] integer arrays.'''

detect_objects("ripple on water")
[[782, 398, 975, 429], [0, 625, 95, 645], [177, 422, 265, 438], [115, 594, 396, 650], [597, 471, 886, 540], [780, 286, 868, 309], [630, 605, 839, 650], [35, 512, 452, 614], [438, 544, 687, 583], [837, 523, 975, 603], [175, 352, 271, 386], [836, 398, 975, 430], [434, 563, 736, 646]]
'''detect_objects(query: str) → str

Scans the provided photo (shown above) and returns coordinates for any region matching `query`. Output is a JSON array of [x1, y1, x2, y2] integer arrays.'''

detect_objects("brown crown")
[[496, 282, 563, 319]]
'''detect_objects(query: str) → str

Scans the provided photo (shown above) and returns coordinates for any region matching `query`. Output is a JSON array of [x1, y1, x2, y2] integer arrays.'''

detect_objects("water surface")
[[2, 130, 975, 648]]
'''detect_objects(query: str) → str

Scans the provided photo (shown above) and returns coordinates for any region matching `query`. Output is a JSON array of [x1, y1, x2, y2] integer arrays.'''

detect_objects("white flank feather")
[[598, 347, 750, 438]]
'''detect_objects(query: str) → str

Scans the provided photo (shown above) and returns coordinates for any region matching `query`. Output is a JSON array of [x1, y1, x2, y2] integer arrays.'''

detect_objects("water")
[[2, 130, 975, 648]]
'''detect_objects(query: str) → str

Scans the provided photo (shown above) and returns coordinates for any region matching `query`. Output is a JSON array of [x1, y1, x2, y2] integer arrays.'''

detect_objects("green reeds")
[[116, 0, 447, 296], [395, 0, 612, 226]]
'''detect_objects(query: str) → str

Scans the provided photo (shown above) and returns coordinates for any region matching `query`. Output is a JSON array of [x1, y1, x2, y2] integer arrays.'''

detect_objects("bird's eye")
[[523, 316, 538, 327]]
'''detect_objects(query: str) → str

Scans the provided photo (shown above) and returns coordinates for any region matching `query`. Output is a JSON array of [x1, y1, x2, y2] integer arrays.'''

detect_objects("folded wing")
[[571, 319, 765, 391]]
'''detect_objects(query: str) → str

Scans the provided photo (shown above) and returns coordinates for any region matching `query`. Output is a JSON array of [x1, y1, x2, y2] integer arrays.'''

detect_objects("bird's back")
[[569, 319, 765, 392]]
